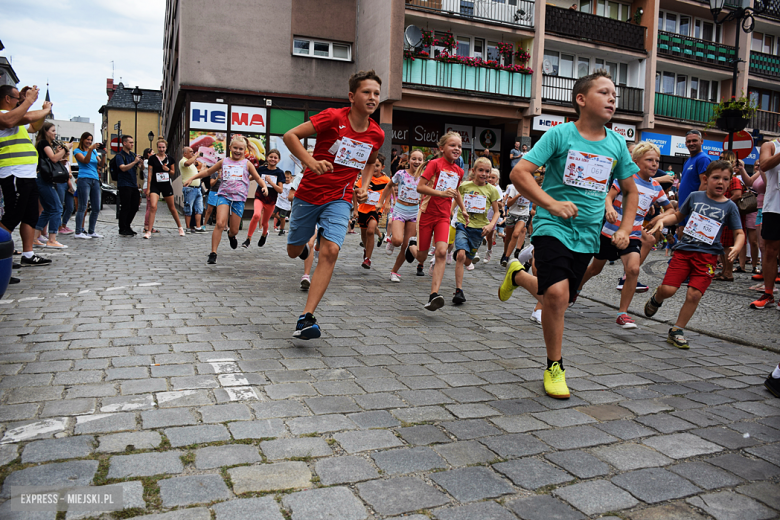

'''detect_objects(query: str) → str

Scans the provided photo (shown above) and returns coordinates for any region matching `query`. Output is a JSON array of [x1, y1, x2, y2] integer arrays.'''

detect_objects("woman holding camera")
[[73, 132, 105, 239], [33, 122, 68, 248]]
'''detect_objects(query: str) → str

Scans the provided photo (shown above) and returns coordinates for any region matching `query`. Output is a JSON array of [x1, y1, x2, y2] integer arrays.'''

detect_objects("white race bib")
[[366, 191, 381, 205], [464, 194, 487, 213], [683, 211, 722, 245], [399, 184, 419, 203], [434, 170, 459, 192], [223, 165, 244, 182], [638, 191, 654, 216], [156, 172, 169, 183], [563, 150, 613, 192], [334, 137, 372, 170]]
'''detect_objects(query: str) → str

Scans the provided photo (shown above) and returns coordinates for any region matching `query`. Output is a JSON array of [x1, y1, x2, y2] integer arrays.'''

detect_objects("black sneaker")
[[258, 235, 267, 247], [765, 373, 780, 398], [452, 288, 466, 305], [278, 230, 285, 236], [298, 244, 309, 261], [359, 241, 364, 248], [377, 232, 385, 247], [9, 276, 20, 284], [500, 255, 508, 267], [20, 254, 52, 267], [416, 264, 424, 276], [293, 313, 321, 340], [207, 252, 217, 264], [405, 239, 417, 264], [229, 234, 238, 249], [425, 292, 445, 311], [241, 238, 251, 249], [119, 230, 134, 237], [13, 263, 21, 270]]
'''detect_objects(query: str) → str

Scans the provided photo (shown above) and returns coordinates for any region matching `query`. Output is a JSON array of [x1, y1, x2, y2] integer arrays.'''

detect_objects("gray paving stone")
[[707, 453, 780, 480], [642, 432, 724, 459], [212, 496, 285, 520], [371, 447, 447, 475], [481, 433, 548, 458], [505, 495, 585, 520], [553, 480, 639, 516], [156, 389, 212, 407], [100, 394, 155, 413], [283, 486, 367, 520], [592, 443, 673, 471], [396, 425, 451, 445], [629, 503, 708, 520], [691, 426, 761, 449], [431, 466, 513, 502], [229, 461, 312, 494], [495, 457, 574, 491], [251, 401, 310, 419], [745, 444, 780, 466], [195, 444, 262, 469], [22, 436, 94, 463], [737, 482, 780, 511], [159, 474, 230, 507], [434, 501, 518, 520], [490, 415, 550, 433], [106, 367, 149, 380], [165, 424, 230, 447], [74, 413, 137, 434], [96, 431, 162, 453], [41, 398, 96, 417], [0, 444, 19, 466], [229, 419, 287, 439], [636, 414, 697, 433], [611, 468, 701, 503], [435, 440, 497, 466], [488, 398, 547, 415], [1, 460, 99, 498], [334, 429, 403, 453], [304, 396, 360, 415], [391, 405, 455, 423], [261, 438, 332, 460], [348, 410, 400, 429], [142, 408, 197, 429], [532, 409, 598, 427], [357, 477, 450, 516], [198, 403, 252, 423], [442, 419, 500, 440], [353, 392, 407, 410], [113, 508, 211, 520], [545, 450, 610, 479], [445, 403, 500, 419], [0, 404, 40, 422], [669, 462, 745, 490], [315, 455, 380, 486], [107, 451, 184, 478], [687, 491, 776, 520], [121, 378, 167, 395], [265, 383, 317, 400], [619, 399, 674, 415], [287, 414, 358, 435], [535, 425, 618, 450]]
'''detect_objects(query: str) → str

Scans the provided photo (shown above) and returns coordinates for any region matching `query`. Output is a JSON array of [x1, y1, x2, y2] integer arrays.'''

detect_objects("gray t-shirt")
[[674, 191, 741, 255]]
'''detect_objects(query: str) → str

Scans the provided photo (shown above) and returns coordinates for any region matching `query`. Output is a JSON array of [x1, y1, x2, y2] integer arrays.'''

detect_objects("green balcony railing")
[[654, 93, 716, 124], [657, 30, 735, 71], [402, 58, 532, 98], [749, 50, 780, 79]]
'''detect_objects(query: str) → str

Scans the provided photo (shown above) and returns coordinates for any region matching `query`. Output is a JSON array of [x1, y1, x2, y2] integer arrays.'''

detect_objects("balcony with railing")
[[749, 110, 780, 133], [749, 50, 780, 79], [757, 0, 780, 21], [541, 75, 644, 113], [654, 93, 717, 124], [657, 31, 736, 70], [545, 6, 646, 51], [403, 58, 532, 98], [405, 0, 535, 28]]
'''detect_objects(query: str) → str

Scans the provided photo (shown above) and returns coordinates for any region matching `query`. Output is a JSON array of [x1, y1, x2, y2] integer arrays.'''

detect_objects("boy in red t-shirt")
[[404, 131, 467, 311], [283, 70, 386, 340]]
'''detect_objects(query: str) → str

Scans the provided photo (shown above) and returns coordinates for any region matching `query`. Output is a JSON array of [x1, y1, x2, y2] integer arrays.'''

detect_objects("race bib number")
[[399, 184, 419, 203], [366, 191, 381, 205], [683, 211, 722, 245], [334, 137, 372, 170], [156, 172, 169, 183], [434, 170, 459, 192], [223, 165, 244, 182], [563, 150, 613, 192], [638, 191, 654, 216], [464, 194, 487, 213]]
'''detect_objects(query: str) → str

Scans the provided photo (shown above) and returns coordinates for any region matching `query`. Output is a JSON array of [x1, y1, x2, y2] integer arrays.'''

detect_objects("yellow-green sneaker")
[[667, 327, 690, 349], [499, 258, 525, 302], [543, 362, 570, 399]]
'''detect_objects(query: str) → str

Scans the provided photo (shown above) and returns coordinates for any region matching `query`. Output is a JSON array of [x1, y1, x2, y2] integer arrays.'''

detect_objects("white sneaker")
[[74, 233, 91, 240], [518, 244, 534, 265], [466, 263, 475, 271], [88, 232, 103, 238], [446, 252, 452, 265], [427, 259, 435, 277], [300, 275, 311, 290], [428, 246, 435, 256], [472, 253, 480, 264], [530, 309, 542, 325], [386, 241, 395, 255], [485, 250, 492, 264], [390, 272, 401, 282]]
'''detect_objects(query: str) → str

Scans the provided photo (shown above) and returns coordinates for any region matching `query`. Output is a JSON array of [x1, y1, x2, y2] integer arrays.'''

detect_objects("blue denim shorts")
[[183, 187, 203, 216], [207, 191, 218, 207], [288, 198, 352, 249], [454, 222, 483, 260], [216, 195, 245, 216]]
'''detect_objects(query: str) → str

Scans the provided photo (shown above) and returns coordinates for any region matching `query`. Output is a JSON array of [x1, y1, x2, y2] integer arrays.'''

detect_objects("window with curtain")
[[699, 79, 710, 101], [662, 71, 675, 94], [618, 63, 628, 86], [676, 75, 687, 97], [679, 16, 690, 37], [691, 78, 699, 99], [560, 54, 574, 78], [457, 37, 470, 57], [578, 57, 590, 78], [543, 52, 560, 75]]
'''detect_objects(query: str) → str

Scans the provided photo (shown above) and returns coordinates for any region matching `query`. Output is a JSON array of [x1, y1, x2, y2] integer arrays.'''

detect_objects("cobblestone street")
[[0, 203, 778, 520]]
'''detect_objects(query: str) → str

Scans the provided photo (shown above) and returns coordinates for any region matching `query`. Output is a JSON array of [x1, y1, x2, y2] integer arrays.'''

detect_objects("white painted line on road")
[[0, 300, 13, 304], [218, 374, 250, 387], [106, 286, 127, 291], [78, 290, 90, 294], [156, 390, 200, 404], [138, 282, 161, 287], [55, 293, 69, 296], [18, 297, 43, 302], [101, 395, 155, 413], [209, 361, 241, 374], [76, 414, 116, 424], [0, 418, 67, 444], [225, 386, 260, 401]]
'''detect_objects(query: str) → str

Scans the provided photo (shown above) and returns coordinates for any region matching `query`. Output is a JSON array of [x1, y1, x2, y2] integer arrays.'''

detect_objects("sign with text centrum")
[[230, 105, 267, 133], [189, 102, 228, 131]]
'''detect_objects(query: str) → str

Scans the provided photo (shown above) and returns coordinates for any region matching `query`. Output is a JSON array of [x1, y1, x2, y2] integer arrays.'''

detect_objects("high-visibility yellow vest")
[[0, 111, 38, 169]]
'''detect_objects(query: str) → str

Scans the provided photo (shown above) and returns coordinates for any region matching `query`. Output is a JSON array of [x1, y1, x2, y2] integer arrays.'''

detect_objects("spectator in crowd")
[[509, 141, 523, 169], [33, 122, 67, 248], [679, 129, 711, 207], [73, 132, 105, 239], [0, 84, 53, 267], [116, 135, 142, 236], [739, 160, 763, 274], [180, 146, 205, 233], [56, 145, 75, 235]]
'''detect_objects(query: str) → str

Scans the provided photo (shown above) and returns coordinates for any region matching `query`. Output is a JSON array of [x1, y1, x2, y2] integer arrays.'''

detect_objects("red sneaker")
[[362, 258, 371, 269], [750, 293, 776, 309], [616, 313, 637, 329], [752, 273, 764, 281]]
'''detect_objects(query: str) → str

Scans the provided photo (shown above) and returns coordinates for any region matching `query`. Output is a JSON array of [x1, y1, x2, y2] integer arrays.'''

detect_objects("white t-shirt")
[[505, 185, 531, 216], [763, 140, 780, 215], [487, 185, 503, 220], [0, 126, 37, 179], [290, 173, 304, 193], [276, 182, 293, 211]]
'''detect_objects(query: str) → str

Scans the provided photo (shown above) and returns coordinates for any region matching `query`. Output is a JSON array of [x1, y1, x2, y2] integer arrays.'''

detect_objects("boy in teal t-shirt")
[[497, 70, 639, 400]]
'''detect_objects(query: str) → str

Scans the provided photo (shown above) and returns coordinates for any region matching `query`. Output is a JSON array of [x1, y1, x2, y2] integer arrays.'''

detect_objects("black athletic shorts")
[[358, 210, 380, 229], [761, 212, 780, 242], [150, 181, 174, 198], [0, 176, 39, 230], [593, 235, 642, 262], [532, 235, 593, 303]]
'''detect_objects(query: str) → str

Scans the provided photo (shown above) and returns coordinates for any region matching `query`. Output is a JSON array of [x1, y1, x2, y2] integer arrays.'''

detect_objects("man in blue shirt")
[[116, 135, 142, 236], [679, 129, 711, 207]]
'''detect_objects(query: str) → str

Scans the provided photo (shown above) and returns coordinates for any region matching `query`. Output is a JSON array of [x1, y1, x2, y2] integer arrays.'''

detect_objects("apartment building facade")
[[161, 0, 779, 189]]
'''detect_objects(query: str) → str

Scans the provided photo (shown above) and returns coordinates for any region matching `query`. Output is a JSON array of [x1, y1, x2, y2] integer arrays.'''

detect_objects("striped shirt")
[[602, 174, 670, 239]]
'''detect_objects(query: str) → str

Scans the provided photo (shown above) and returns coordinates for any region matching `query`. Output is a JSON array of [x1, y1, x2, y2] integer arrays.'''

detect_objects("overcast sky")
[[2, 0, 164, 127]]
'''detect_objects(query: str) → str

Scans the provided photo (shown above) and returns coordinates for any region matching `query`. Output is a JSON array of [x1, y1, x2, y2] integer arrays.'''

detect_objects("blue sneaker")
[[293, 313, 321, 340]]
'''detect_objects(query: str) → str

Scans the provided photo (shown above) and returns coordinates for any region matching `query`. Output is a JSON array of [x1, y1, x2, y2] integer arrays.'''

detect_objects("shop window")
[[293, 38, 351, 61], [269, 109, 305, 135]]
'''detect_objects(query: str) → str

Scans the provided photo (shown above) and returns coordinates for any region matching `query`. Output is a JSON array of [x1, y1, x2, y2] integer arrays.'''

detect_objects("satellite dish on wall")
[[404, 25, 423, 50]]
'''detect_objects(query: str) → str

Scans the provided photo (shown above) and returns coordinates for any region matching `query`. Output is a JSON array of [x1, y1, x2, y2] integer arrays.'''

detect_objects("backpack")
[[109, 155, 119, 182]]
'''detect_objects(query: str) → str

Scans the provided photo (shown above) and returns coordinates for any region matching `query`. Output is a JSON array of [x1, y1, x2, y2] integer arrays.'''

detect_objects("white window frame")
[[595, 0, 631, 22], [656, 70, 719, 101], [292, 38, 351, 61], [660, 11, 722, 43], [544, 51, 630, 86]]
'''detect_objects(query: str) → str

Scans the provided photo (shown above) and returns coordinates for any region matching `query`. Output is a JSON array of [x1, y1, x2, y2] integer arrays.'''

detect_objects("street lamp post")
[[132, 86, 143, 154], [710, 0, 765, 152]]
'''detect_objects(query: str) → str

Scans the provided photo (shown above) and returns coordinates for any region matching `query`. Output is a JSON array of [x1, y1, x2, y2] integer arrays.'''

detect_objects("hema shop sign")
[[231, 106, 267, 133], [190, 102, 227, 131], [641, 132, 759, 165], [533, 114, 566, 131]]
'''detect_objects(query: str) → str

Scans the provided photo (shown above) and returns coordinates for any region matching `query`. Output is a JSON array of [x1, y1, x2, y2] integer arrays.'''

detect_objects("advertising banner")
[[475, 127, 501, 151], [190, 102, 228, 131], [230, 106, 267, 133], [229, 133, 266, 168], [189, 131, 226, 170]]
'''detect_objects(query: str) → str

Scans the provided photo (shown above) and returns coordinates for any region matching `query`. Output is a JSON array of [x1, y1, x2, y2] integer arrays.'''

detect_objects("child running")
[[452, 157, 501, 304], [497, 70, 639, 399], [243, 149, 285, 248], [183, 136, 268, 264], [483, 168, 503, 263], [404, 131, 467, 311], [271, 170, 294, 236], [500, 174, 532, 267], [283, 70, 385, 339], [575, 141, 673, 328], [380, 149, 424, 282], [354, 154, 390, 269], [644, 159, 744, 348]]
